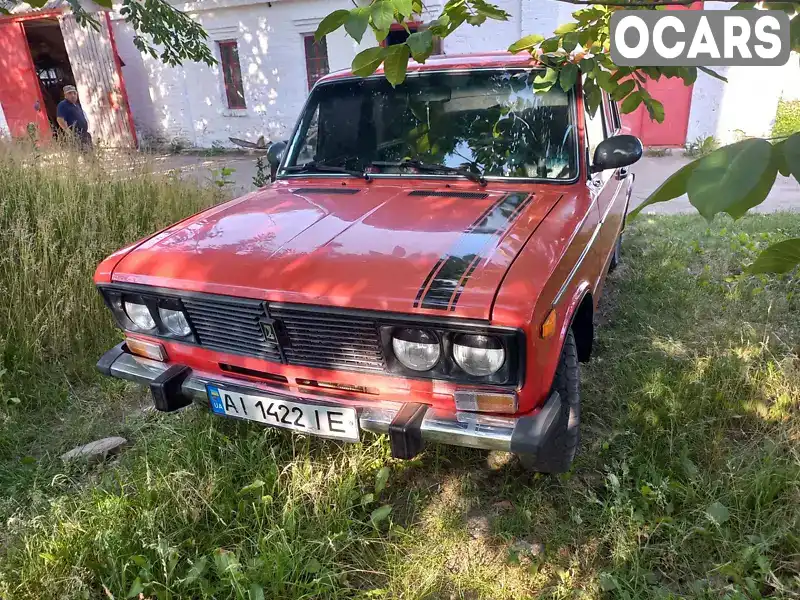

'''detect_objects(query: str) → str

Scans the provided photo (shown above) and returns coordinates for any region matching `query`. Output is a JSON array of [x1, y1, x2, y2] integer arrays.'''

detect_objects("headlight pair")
[[104, 291, 194, 340], [390, 328, 507, 378]]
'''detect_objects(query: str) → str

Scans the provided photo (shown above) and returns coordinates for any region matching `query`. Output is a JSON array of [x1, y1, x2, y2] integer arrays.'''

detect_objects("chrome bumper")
[[98, 344, 562, 457]]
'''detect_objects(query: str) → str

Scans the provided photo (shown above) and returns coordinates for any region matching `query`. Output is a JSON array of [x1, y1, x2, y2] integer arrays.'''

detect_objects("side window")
[[603, 94, 621, 135], [296, 104, 319, 165], [584, 95, 607, 175], [218, 40, 246, 109]]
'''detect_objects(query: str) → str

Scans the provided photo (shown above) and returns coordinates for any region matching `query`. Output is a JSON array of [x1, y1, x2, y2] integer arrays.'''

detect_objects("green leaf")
[[375, 466, 391, 494], [371, 1, 395, 32], [471, 0, 508, 21], [644, 98, 665, 123], [559, 63, 578, 92], [406, 29, 433, 60], [533, 68, 558, 92], [680, 66, 698, 86], [594, 70, 616, 93], [127, 577, 144, 598], [183, 557, 208, 584], [305, 558, 322, 574], [561, 32, 578, 51], [540, 37, 560, 53], [620, 91, 643, 114], [579, 57, 596, 74], [706, 501, 730, 525], [345, 8, 370, 43], [784, 132, 800, 186], [508, 34, 544, 53], [628, 158, 702, 219], [370, 504, 393, 525], [249, 583, 266, 600], [315, 10, 349, 42], [554, 21, 578, 34], [393, 0, 413, 18], [698, 65, 728, 83], [93, 0, 113, 8], [748, 238, 800, 274], [239, 479, 265, 495], [687, 138, 777, 221], [599, 573, 618, 591], [610, 79, 635, 102], [384, 43, 410, 86], [352, 46, 387, 77]]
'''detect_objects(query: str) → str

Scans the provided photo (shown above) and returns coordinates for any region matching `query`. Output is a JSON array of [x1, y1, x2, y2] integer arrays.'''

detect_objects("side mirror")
[[267, 140, 287, 182], [592, 135, 643, 173]]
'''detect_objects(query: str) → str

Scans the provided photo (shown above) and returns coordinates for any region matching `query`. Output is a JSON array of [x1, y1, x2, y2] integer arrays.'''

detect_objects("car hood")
[[111, 180, 563, 320]]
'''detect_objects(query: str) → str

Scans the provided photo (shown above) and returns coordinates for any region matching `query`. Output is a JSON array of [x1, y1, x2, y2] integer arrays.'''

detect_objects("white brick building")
[[109, 0, 799, 149]]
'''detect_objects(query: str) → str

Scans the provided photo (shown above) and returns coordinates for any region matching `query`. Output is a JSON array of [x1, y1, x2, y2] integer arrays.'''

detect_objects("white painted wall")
[[686, 64, 786, 145], [0, 102, 9, 138], [112, 0, 790, 149], [780, 53, 800, 101], [111, 0, 379, 148]]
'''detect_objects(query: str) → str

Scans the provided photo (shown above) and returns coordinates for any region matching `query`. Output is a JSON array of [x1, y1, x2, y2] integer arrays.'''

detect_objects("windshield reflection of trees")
[[312, 72, 576, 180]]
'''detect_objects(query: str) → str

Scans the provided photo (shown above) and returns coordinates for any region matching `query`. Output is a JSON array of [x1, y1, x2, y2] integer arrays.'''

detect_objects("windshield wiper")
[[284, 161, 371, 181], [371, 159, 487, 186]]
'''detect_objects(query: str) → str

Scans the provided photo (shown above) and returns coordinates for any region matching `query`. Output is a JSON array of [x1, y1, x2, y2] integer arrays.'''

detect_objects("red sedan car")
[[95, 53, 641, 473]]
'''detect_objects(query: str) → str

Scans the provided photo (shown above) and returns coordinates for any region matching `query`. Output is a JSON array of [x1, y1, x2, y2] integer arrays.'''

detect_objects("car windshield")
[[281, 69, 578, 181]]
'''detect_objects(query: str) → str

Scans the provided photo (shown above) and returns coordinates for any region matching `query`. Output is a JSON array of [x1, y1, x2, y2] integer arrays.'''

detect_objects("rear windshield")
[[281, 69, 578, 181]]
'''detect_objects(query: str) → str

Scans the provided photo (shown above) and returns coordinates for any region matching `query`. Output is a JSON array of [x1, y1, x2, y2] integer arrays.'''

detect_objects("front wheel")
[[517, 329, 581, 473]]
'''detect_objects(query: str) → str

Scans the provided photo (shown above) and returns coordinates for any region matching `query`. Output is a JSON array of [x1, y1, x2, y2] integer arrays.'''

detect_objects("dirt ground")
[[151, 152, 799, 214]]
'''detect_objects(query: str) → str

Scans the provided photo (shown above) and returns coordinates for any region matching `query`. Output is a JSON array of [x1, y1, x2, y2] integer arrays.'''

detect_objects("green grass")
[[772, 100, 800, 139], [1, 149, 799, 599]]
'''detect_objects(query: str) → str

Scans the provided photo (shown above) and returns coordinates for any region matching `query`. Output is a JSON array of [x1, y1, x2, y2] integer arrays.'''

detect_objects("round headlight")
[[392, 329, 441, 371], [124, 301, 156, 330], [158, 307, 192, 337], [452, 334, 505, 376]]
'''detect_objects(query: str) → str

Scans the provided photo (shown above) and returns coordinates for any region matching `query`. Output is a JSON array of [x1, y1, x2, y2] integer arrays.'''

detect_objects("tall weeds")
[[0, 144, 220, 402]]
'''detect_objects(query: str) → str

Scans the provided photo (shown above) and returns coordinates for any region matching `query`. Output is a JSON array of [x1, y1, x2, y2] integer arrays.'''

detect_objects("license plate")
[[206, 384, 360, 442]]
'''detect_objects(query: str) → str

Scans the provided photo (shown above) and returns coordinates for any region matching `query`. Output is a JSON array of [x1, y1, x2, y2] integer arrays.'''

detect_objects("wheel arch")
[[569, 292, 594, 363]]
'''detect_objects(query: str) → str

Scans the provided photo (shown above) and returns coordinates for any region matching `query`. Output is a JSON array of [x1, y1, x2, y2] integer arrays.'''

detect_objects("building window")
[[304, 35, 330, 89], [218, 40, 246, 109], [385, 23, 443, 54]]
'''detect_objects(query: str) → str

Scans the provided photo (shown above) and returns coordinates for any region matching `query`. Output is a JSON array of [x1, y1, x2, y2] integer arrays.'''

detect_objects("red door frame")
[[0, 10, 63, 141]]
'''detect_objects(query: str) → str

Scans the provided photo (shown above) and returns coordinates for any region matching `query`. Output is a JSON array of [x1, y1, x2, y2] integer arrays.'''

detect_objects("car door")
[[585, 91, 627, 279]]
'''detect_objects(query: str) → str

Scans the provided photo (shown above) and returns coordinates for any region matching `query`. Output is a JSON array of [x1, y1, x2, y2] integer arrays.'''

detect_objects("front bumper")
[[98, 343, 562, 459]]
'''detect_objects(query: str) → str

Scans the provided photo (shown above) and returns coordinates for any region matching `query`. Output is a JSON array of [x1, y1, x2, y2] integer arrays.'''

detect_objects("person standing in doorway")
[[56, 85, 92, 151]]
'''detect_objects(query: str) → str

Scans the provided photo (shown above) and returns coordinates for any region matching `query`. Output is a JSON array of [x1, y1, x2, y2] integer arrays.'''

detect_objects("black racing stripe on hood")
[[414, 192, 533, 311]]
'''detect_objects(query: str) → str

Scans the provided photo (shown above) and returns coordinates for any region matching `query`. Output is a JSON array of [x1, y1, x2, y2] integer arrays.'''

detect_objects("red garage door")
[[0, 20, 51, 141], [621, 1, 702, 147]]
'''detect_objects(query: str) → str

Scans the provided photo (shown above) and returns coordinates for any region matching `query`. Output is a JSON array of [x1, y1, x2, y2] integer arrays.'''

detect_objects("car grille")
[[182, 296, 387, 373], [270, 306, 386, 372], [182, 297, 282, 362]]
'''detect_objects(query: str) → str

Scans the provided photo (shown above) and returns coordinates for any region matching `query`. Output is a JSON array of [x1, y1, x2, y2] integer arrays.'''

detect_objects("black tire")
[[518, 329, 581, 474]]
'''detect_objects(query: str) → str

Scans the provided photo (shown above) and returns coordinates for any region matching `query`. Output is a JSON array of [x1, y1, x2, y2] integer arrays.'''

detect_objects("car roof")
[[316, 51, 539, 85]]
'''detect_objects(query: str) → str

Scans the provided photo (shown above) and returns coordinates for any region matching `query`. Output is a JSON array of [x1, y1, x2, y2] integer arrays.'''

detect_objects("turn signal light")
[[125, 337, 167, 362], [454, 390, 518, 414], [541, 309, 557, 339]]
